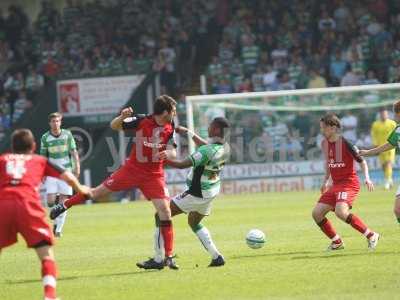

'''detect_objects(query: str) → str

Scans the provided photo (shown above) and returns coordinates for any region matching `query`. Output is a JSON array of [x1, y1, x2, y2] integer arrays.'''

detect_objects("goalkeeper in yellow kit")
[[370, 109, 397, 189]]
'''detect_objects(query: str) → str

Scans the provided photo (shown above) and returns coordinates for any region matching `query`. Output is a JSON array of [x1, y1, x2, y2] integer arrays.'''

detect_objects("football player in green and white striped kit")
[[40, 112, 80, 237], [137, 117, 230, 270], [359, 100, 400, 226]]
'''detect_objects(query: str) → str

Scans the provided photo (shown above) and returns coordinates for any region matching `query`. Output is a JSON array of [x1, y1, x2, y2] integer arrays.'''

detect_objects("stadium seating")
[[206, 0, 400, 94]]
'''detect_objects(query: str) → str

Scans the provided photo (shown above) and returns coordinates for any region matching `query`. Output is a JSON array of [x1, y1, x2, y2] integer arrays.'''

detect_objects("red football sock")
[[64, 193, 88, 208], [160, 220, 174, 257], [41, 259, 57, 299], [317, 218, 340, 241], [346, 214, 373, 238]]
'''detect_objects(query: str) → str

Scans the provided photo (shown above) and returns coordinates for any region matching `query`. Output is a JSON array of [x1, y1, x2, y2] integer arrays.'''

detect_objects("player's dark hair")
[[11, 129, 35, 153], [48, 112, 62, 122], [320, 113, 341, 129], [153, 95, 176, 115], [212, 117, 230, 137], [393, 100, 400, 114]]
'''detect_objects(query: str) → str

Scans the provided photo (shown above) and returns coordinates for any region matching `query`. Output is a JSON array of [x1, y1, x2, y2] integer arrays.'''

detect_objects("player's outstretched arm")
[[359, 142, 394, 157], [359, 160, 374, 192], [60, 171, 92, 197], [110, 107, 133, 131], [175, 126, 208, 146], [165, 157, 193, 169]]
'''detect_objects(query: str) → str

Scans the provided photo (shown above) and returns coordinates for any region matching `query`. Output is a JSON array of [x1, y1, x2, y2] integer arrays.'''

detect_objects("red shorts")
[[0, 199, 54, 249], [318, 183, 360, 209], [102, 163, 169, 200]]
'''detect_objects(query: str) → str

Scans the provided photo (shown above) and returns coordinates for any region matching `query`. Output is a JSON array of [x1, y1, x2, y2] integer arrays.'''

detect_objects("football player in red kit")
[[50, 95, 179, 269], [0, 129, 91, 300], [312, 114, 380, 251]]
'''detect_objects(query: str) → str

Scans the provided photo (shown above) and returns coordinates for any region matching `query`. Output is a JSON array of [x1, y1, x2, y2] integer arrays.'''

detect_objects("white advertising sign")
[[57, 75, 145, 116], [163, 175, 323, 198], [165, 157, 385, 184]]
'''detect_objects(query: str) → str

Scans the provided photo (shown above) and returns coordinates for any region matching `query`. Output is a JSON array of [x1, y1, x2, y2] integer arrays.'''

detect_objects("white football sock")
[[153, 227, 164, 263], [55, 211, 67, 233], [331, 234, 341, 242], [195, 226, 221, 259]]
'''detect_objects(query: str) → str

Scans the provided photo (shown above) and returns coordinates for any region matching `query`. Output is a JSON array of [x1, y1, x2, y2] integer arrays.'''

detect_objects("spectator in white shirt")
[[341, 66, 361, 86], [341, 111, 358, 143]]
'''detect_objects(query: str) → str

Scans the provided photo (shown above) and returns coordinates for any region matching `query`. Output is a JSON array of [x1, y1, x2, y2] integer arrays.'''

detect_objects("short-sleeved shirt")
[[0, 153, 64, 202], [387, 125, 400, 148], [321, 137, 363, 185], [186, 143, 229, 199], [122, 114, 176, 174], [40, 129, 77, 171]]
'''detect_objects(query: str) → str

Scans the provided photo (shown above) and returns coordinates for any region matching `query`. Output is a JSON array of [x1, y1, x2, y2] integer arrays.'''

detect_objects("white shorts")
[[45, 177, 73, 196], [396, 185, 400, 197], [172, 191, 214, 216]]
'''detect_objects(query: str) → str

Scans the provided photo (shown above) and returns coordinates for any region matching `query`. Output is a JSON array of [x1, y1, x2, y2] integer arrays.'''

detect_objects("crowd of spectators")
[[0, 0, 399, 158], [195, 0, 400, 164], [0, 0, 219, 132], [206, 0, 400, 94]]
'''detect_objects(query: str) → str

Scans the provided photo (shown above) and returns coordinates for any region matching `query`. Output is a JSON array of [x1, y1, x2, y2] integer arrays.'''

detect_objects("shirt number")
[[338, 192, 348, 200], [6, 159, 27, 181]]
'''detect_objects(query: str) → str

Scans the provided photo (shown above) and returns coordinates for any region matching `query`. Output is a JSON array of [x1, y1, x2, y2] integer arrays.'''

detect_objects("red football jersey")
[[0, 153, 64, 202], [322, 137, 363, 185], [122, 114, 176, 173]]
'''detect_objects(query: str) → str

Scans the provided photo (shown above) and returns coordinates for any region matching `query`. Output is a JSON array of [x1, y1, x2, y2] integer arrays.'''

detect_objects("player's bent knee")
[[393, 205, 400, 216], [170, 201, 183, 216], [47, 198, 56, 207], [188, 218, 198, 230], [311, 208, 323, 222], [33, 240, 52, 249], [92, 184, 110, 199], [335, 210, 348, 222], [157, 207, 172, 221], [393, 195, 400, 216], [34, 243, 54, 260], [188, 212, 204, 229]]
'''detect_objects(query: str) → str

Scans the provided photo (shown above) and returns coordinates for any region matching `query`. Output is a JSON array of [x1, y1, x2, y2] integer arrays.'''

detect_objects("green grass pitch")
[[1, 189, 400, 300]]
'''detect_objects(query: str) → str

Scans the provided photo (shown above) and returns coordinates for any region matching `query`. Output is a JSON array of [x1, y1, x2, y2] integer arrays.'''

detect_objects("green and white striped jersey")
[[187, 142, 229, 199], [40, 129, 77, 171], [387, 125, 400, 149]]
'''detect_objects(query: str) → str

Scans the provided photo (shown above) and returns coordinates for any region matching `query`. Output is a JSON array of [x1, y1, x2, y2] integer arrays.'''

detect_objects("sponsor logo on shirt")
[[328, 159, 345, 168], [143, 141, 166, 149], [192, 152, 202, 162]]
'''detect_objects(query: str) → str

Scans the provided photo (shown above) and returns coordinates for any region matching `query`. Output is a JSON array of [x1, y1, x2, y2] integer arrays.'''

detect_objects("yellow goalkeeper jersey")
[[371, 119, 397, 146]]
